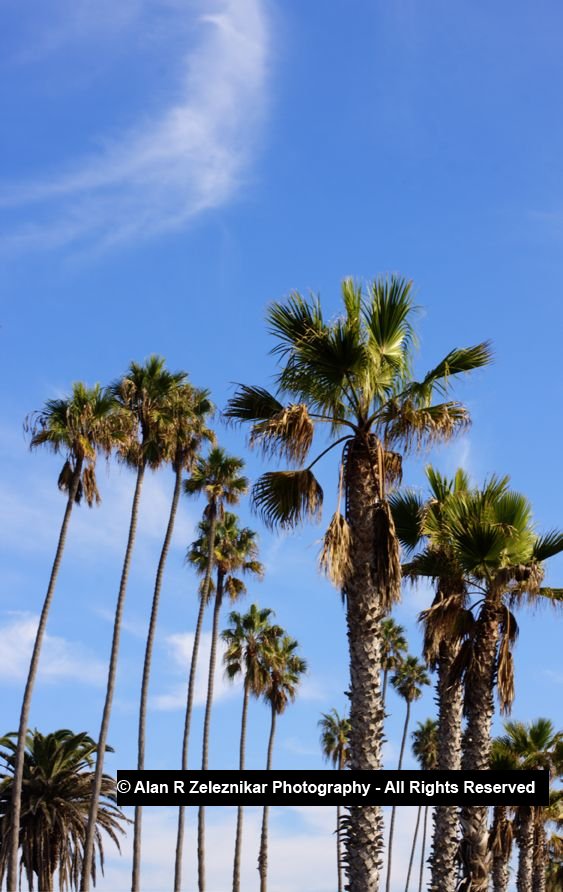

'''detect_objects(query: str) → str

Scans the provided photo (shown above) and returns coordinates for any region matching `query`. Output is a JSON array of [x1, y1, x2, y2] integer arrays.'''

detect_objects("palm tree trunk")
[[517, 809, 534, 892], [173, 590, 209, 892], [459, 599, 500, 892], [344, 435, 387, 892], [132, 464, 182, 892], [336, 750, 345, 892], [532, 817, 547, 892], [232, 678, 250, 892], [81, 461, 146, 892], [418, 805, 429, 892], [386, 700, 411, 892], [258, 703, 277, 892], [7, 457, 83, 892], [490, 805, 511, 892], [382, 669, 389, 713], [197, 570, 224, 892], [404, 806, 422, 892], [174, 507, 218, 892], [430, 641, 463, 892]]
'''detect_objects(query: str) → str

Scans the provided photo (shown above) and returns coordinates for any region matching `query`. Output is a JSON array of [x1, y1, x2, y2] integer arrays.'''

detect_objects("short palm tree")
[[318, 709, 351, 892], [222, 605, 282, 892], [7, 383, 121, 892], [81, 356, 186, 890], [545, 829, 563, 892], [174, 448, 248, 892], [488, 736, 519, 892], [390, 466, 474, 892], [404, 719, 438, 892], [0, 729, 127, 891], [258, 635, 307, 892], [380, 618, 407, 711], [225, 276, 491, 891], [385, 656, 430, 892], [197, 513, 263, 892], [132, 383, 214, 892]]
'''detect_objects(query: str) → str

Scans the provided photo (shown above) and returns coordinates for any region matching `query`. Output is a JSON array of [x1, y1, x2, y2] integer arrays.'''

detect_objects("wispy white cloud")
[[151, 629, 241, 709], [0, 0, 269, 252], [0, 612, 106, 685]]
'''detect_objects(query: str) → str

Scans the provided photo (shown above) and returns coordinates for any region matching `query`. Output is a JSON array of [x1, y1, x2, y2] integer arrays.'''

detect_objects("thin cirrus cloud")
[[0, 0, 269, 253]]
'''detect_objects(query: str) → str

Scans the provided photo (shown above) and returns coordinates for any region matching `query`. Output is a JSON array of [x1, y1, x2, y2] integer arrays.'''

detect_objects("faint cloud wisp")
[[0, 0, 269, 253]]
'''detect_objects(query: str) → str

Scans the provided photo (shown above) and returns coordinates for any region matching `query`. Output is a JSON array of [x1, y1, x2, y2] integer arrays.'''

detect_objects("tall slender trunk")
[[404, 806, 422, 892], [491, 806, 511, 892], [517, 809, 535, 892], [81, 461, 146, 891], [258, 703, 277, 892], [174, 506, 218, 892], [132, 465, 182, 892], [430, 639, 463, 892], [344, 435, 387, 892], [197, 570, 224, 892], [418, 805, 429, 892], [386, 700, 411, 892], [7, 457, 83, 892], [336, 750, 345, 892], [382, 669, 389, 713], [459, 598, 500, 892], [232, 678, 250, 892], [532, 815, 546, 892]]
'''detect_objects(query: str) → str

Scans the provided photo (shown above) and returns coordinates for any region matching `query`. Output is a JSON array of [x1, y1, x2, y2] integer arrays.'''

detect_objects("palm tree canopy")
[[222, 604, 283, 694], [24, 382, 125, 507], [160, 383, 215, 472], [391, 656, 430, 704], [318, 709, 351, 769], [0, 729, 127, 890], [184, 446, 248, 513], [225, 277, 491, 530], [380, 618, 408, 673], [262, 635, 307, 716], [495, 719, 563, 777], [187, 513, 264, 601], [110, 355, 187, 468], [412, 719, 438, 770]]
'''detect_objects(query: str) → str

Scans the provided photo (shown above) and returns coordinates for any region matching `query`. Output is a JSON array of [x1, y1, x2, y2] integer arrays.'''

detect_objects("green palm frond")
[[224, 384, 283, 424], [252, 469, 323, 529], [533, 531, 563, 562], [406, 342, 493, 401], [381, 400, 470, 452], [363, 276, 417, 373], [267, 292, 324, 358], [388, 489, 424, 554]]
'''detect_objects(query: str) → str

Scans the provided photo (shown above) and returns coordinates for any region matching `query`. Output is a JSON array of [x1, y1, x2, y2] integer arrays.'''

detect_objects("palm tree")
[[385, 656, 430, 892], [318, 709, 351, 892], [7, 383, 121, 892], [538, 793, 563, 892], [545, 830, 563, 892], [380, 618, 407, 711], [197, 513, 263, 892], [0, 729, 127, 891], [390, 466, 474, 892], [258, 635, 307, 892], [488, 737, 519, 892], [222, 605, 283, 892], [437, 490, 563, 892], [131, 384, 214, 892], [174, 448, 248, 892], [404, 719, 438, 892], [225, 276, 491, 891], [81, 356, 186, 890], [494, 719, 563, 892]]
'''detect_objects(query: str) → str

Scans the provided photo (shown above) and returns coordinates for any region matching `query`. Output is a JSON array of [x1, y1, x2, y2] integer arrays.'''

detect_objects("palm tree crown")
[[318, 709, 351, 770]]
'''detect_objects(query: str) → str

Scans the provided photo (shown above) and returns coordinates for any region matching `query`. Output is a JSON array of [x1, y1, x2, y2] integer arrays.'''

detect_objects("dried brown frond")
[[497, 607, 517, 714], [250, 404, 314, 464], [82, 464, 101, 507], [384, 450, 403, 488], [319, 511, 353, 594], [489, 810, 513, 858], [383, 399, 470, 453], [373, 500, 402, 611], [419, 593, 472, 665], [57, 460, 74, 494]]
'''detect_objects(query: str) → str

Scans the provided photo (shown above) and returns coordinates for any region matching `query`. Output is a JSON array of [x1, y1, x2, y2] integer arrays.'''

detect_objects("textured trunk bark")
[[174, 509, 218, 892], [491, 805, 511, 892], [404, 806, 422, 892], [81, 461, 146, 891], [197, 570, 224, 892], [382, 669, 389, 713], [517, 809, 534, 892], [258, 704, 277, 892], [232, 679, 250, 892], [337, 749, 345, 892], [386, 701, 411, 892], [532, 817, 546, 892], [132, 465, 182, 892], [418, 805, 429, 892], [7, 457, 83, 892], [344, 435, 387, 892], [459, 598, 500, 892], [429, 639, 463, 892]]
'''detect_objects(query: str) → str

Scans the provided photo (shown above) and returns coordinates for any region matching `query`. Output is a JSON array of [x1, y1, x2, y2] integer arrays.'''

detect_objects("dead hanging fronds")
[[497, 606, 518, 715], [382, 398, 470, 453], [384, 450, 402, 488], [82, 464, 101, 508], [319, 462, 353, 595], [57, 460, 75, 495], [250, 404, 314, 464], [419, 593, 473, 666], [373, 500, 402, 611]]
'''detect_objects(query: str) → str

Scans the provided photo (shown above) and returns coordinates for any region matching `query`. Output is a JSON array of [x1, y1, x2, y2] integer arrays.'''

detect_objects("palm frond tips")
[[382, 400, 470, 452], [252, 470, 323, 530], [319, 511, 353, 593], [250, 404, 314, 464], [373, 501, 402, 610], [223, 385, 283, 424]]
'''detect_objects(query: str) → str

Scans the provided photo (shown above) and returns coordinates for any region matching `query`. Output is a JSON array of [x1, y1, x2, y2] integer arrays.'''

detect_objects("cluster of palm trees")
[[1, 274, 562, 891]]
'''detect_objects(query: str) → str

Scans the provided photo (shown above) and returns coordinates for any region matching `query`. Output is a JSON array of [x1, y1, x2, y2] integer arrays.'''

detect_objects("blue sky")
[[1, 1, 562, 890]]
